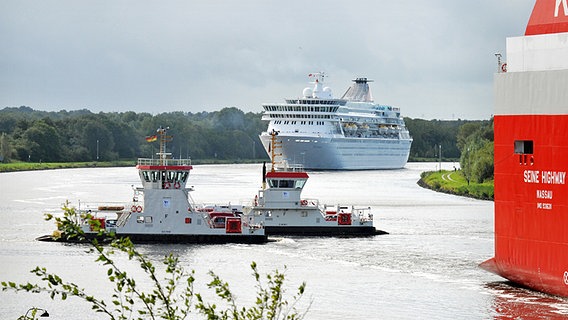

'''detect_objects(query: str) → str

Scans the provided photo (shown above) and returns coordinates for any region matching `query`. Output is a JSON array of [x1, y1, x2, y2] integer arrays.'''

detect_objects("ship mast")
[[269, 129, 282, 172], [156, 126, 173, 165]]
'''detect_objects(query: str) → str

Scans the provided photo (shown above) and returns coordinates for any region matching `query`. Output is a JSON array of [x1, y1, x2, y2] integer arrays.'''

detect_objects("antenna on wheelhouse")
[[156, 126, 172, 165], [269, 129, 282, 172]]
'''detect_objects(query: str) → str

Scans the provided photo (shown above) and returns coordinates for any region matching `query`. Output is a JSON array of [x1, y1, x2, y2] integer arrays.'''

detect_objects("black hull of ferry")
[[37, 233, 268, 244], [265, 226, 386, 237]]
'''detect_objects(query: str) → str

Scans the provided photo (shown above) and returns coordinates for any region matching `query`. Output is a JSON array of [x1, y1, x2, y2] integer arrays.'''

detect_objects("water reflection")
[[486, 282, 568, 319]]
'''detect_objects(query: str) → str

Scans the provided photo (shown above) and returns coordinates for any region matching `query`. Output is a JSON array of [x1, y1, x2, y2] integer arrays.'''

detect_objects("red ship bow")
[[481, 0, 568, 297]]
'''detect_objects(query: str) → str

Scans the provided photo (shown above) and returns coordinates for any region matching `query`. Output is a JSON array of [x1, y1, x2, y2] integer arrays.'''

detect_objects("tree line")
[[0, 106, 492, 174], [456, 118, 494, 183], [403, 118, 468, 160], [0, 106, 265, 163]]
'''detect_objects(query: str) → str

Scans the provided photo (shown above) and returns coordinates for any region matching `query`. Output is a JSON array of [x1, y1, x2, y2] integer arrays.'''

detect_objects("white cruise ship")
[[259, 73, 412, 170]]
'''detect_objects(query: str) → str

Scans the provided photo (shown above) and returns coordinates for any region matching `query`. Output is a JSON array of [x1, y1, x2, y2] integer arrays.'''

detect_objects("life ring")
[[300, 200, 308, 206], [131, 205, 137, 212], [164, 182, 171, 189], [501, 63, 507, 72], [174, 182, 181, 189], [136, 205, 143, 213]]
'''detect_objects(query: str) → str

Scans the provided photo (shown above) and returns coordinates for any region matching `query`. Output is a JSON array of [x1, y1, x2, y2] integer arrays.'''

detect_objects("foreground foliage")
[[2, 203, 308, 319]]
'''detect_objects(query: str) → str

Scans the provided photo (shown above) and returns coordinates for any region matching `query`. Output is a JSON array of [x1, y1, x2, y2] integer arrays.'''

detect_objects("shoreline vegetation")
[[0, 159, 267, 173], [418, 170, 494, 201], [0, 161, 134, 172]]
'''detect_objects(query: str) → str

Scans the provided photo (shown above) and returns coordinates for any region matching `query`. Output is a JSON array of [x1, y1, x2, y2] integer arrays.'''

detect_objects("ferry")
[[480, 0, 568, 296], [38, 127, 267, 244], [259, 73, 412, 170], [242, 130, 384, 236]]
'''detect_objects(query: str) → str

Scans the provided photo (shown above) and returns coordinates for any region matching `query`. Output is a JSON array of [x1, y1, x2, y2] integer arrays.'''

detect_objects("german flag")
[[145, 135, 157, 142]]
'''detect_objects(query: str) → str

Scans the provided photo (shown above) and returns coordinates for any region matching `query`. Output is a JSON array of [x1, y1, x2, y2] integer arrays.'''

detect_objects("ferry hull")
[[481, 114, 568, 297], [37, 232, 268, 244], [260, 134, 411, 170], [265, 225, 385, 236]]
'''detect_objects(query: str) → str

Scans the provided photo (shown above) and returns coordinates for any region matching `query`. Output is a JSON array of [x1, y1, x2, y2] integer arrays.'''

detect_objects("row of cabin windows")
[[264, 105, 338, 112], [267, 179, 306, 189], [340, 117, 403, 125], [267, 114, 332, 119], [286, 99, 343, 105], [142, 170, 189, 183], [273, 120, 326, 125]]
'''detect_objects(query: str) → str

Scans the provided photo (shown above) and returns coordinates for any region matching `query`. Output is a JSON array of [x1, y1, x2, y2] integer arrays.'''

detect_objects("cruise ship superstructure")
[[259, 73, 412, 170]]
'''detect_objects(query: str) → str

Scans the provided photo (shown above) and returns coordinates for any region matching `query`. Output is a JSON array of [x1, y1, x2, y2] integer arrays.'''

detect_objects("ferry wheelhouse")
[[243, 130, 384, 236], [39, 127, 267, 244]]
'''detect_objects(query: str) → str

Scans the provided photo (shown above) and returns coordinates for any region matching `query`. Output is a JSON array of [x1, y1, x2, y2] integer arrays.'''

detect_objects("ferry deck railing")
[[137, 158, 192, 166]]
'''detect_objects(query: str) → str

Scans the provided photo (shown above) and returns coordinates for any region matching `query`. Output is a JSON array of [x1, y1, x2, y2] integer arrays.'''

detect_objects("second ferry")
[[259, 73, 413, 170]]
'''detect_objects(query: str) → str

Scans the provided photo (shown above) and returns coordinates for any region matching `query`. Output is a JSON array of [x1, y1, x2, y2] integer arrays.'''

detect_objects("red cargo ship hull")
[[480, 0, 568, 297], [481, 114, 568, 297]]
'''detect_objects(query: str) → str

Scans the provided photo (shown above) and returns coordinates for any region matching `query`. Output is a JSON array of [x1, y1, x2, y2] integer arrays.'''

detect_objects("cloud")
[[0, 0, 535, 119]]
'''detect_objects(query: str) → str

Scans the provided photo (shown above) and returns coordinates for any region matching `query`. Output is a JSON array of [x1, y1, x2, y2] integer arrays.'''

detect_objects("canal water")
[[1, 163, 567, 319]]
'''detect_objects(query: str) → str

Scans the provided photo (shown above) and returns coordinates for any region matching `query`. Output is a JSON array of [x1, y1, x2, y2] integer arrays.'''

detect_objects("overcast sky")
[[1, 1, 535, 119]]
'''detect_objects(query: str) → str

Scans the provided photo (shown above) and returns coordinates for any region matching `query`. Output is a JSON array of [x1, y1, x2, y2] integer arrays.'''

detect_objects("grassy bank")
[[408, 157, 459, 162], [0, 161, 135, 172], [418, 170, 494, 201]]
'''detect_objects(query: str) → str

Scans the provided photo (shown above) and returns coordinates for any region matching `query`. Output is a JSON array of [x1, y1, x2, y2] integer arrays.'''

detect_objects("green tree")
[[471, 140, 494, 183], [79, 119, 116, 161], [404, 118, 465, 160], [19, 119, 62, 162], [0, 132, 14, 162], [211, 108, 246, 131], [456, 122, 482, 152], [458, 119, 494, 183]]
